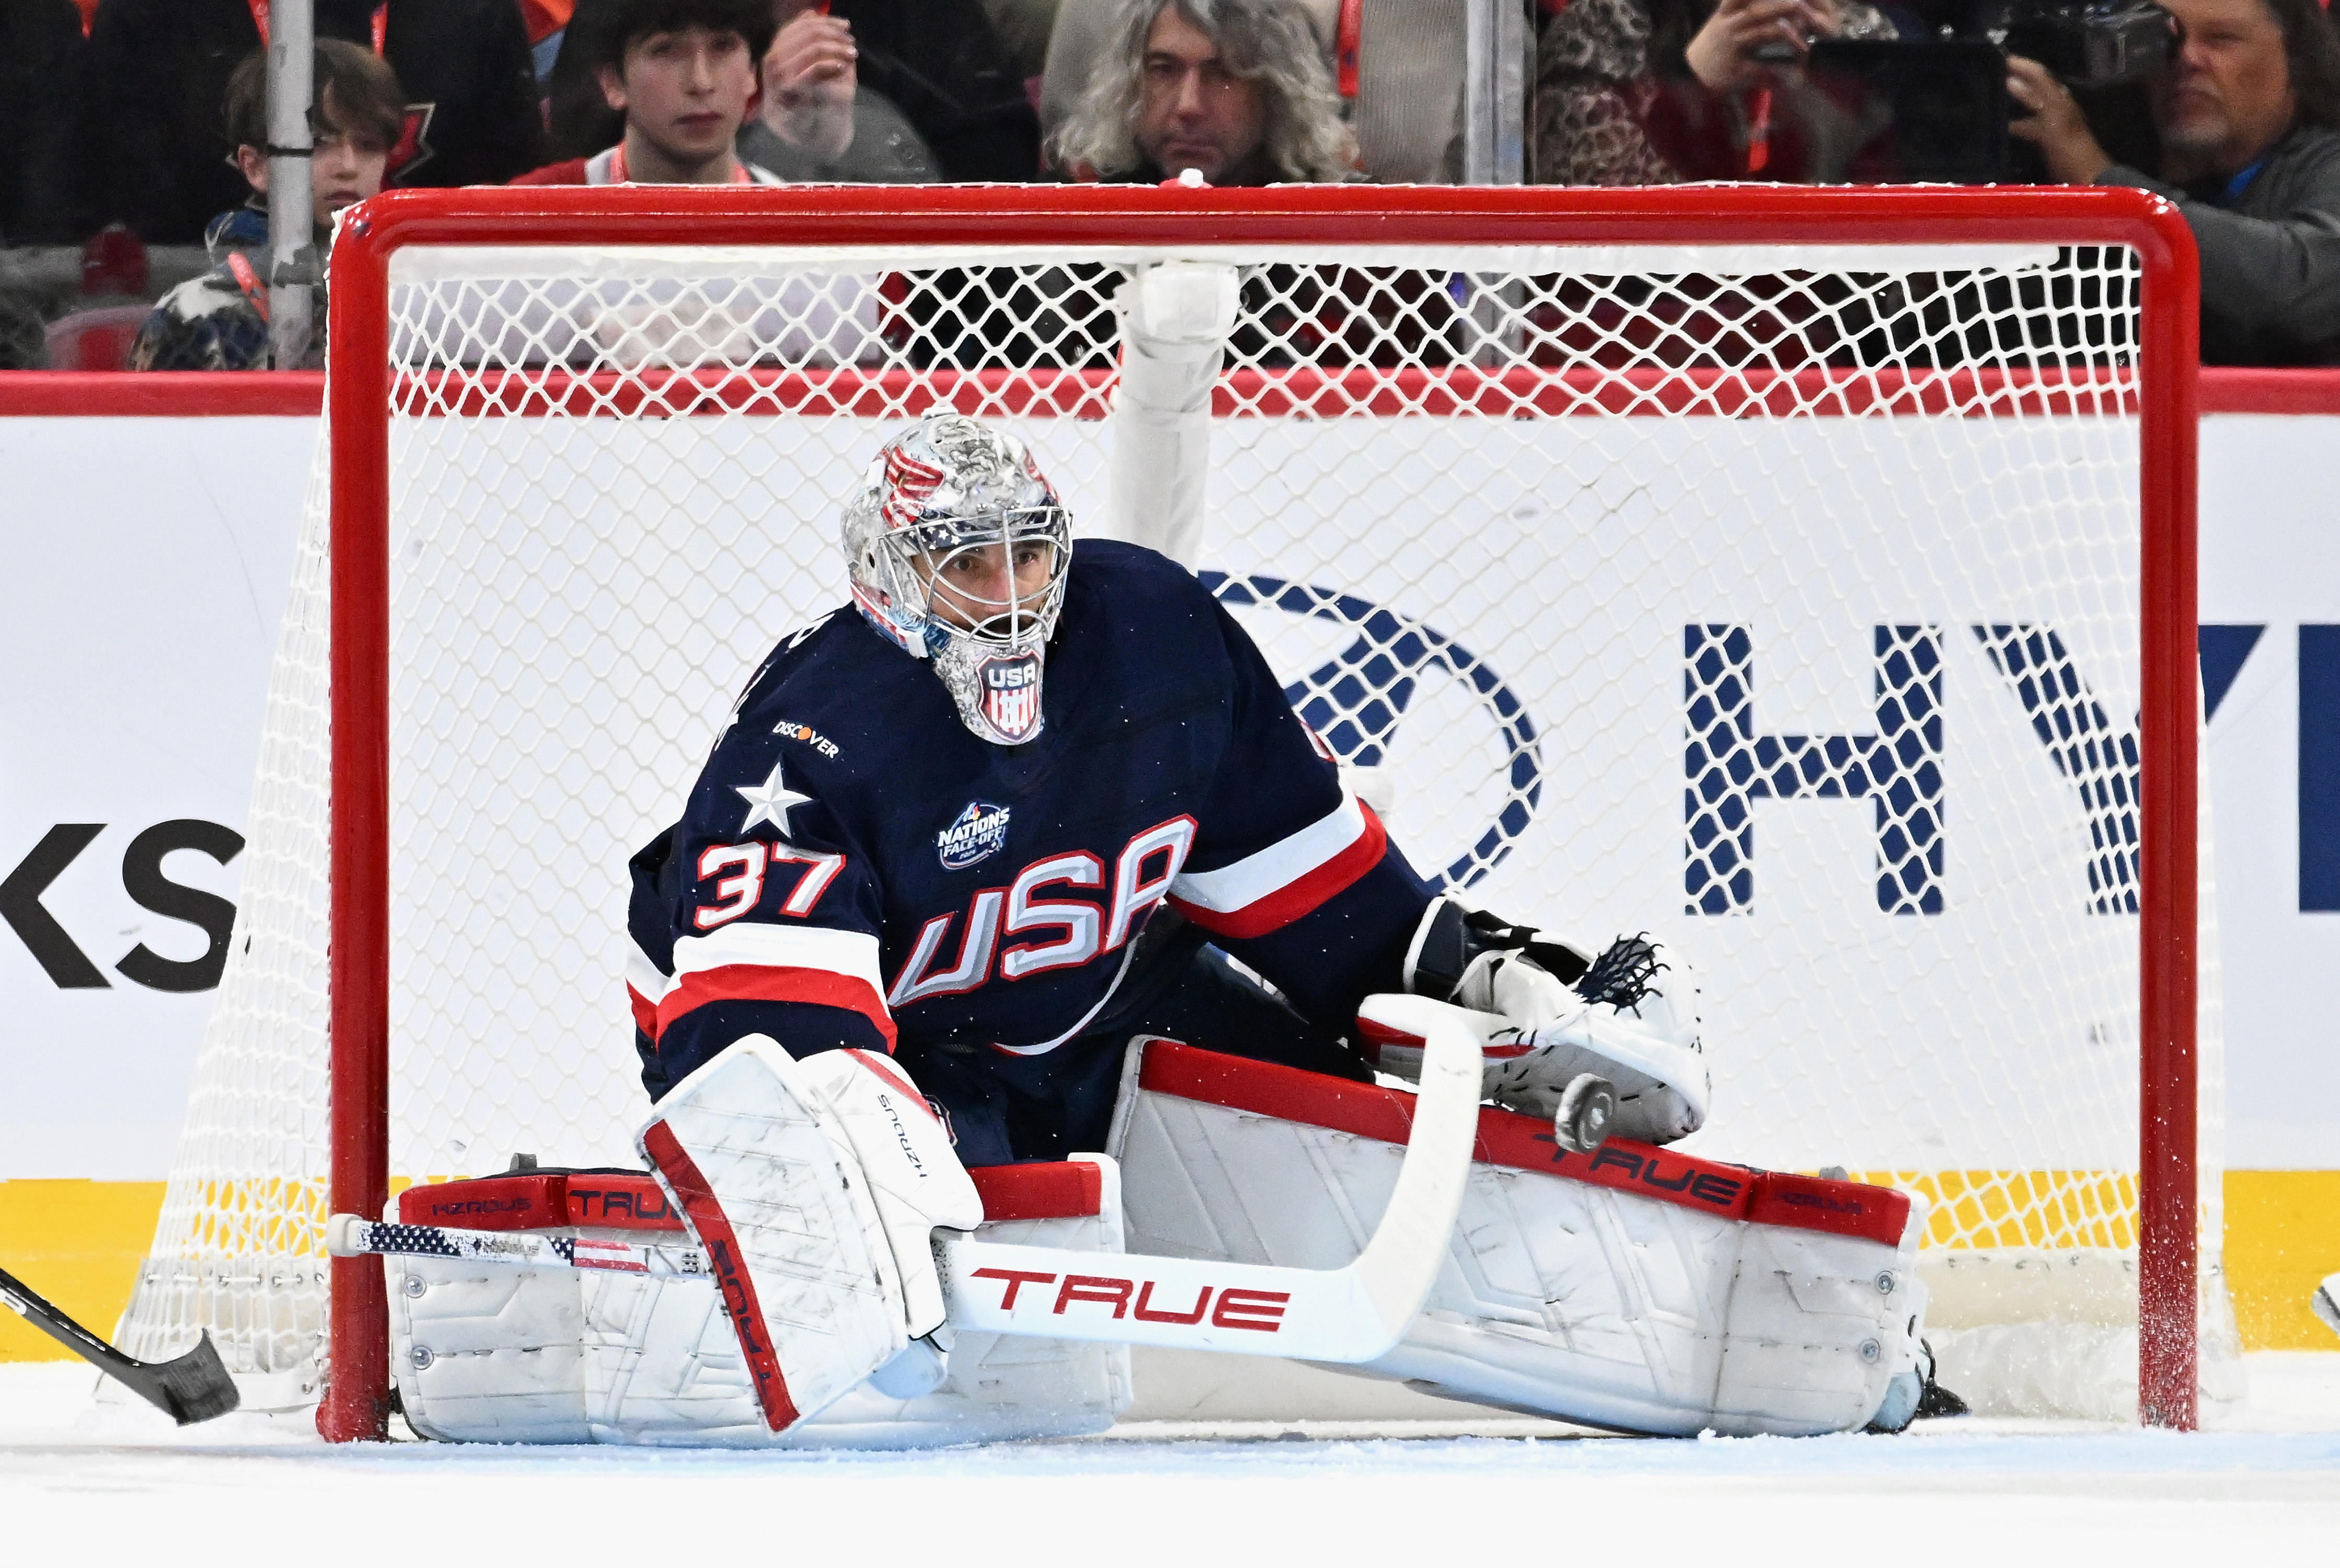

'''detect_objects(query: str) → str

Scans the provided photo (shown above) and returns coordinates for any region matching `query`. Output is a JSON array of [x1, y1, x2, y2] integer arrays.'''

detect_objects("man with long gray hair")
[[1048, 0, 1356, 183]]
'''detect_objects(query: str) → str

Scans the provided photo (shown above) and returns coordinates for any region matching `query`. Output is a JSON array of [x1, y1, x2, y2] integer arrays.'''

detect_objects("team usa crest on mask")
[[978, 653, 1043, 743]]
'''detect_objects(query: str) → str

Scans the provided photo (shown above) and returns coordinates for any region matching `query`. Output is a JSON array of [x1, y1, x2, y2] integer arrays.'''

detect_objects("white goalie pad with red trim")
[[385, 1156, 1131, 1446], [632, 1039, 919, 1432], [1108, 1041, 1928, 1437]]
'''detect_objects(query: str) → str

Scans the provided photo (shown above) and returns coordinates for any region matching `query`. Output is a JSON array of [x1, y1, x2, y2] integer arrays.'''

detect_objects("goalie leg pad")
[[1112, 1040, 1926, 1437], [388, 1159, 1133, 1445], [634, 1037, 981, 1433]]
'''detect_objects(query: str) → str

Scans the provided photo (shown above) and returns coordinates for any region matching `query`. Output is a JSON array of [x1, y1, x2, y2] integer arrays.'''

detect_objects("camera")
[[1998, 0, 2178, 86], [1806, 39, 2011, 181]]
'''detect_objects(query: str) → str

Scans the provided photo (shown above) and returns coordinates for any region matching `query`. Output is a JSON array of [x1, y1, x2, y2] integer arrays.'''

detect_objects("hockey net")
[[116, 186, 2227, 1432]]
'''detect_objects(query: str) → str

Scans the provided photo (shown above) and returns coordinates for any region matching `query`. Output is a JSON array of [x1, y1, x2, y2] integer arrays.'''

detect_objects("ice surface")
[[4, 1354, 2336, 1563]]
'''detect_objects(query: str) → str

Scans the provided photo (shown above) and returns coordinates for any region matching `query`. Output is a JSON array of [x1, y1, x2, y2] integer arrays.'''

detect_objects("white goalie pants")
[[390, 1044, 1926, 1443]]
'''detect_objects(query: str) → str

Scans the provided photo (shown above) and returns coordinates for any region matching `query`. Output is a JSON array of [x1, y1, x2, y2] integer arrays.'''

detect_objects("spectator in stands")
[[550, 0, 1035, 178], [1048, 0, 1355, 182], [525, 0, 577, 88], [736, 0, 942, 180], [128, 42, 400, 371], [514, 0, 779, 182], [1532, 0, 1897, 185], [2009, 0, 2340, 364], [82, 0, 544, 244], [1, 0, 89, 245], [1047, 0, 1479, 183]]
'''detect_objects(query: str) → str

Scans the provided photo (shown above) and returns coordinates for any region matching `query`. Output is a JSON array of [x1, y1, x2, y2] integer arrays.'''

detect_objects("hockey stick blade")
[[0, 1264, 241, 1424], [938, 996, 1481, 1361], [329, 1002, 1481, 1364]]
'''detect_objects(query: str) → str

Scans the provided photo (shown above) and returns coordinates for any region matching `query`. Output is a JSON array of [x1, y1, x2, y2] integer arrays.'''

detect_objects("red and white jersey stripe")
[[626, 938, 676, 1041], [1167, 788, 1389, 940], [654, 924, 893, 1050]]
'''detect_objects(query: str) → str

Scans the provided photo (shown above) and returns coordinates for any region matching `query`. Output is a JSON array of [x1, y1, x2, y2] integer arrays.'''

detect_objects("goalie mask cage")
[[113, 185, 2217, 1441]]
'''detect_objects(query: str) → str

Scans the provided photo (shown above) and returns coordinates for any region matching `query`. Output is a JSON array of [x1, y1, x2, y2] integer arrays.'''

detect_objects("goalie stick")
[[331, 999, 1483, 1364], [0, 1264, 240, 1424], [325, 1222, 717, 1278]]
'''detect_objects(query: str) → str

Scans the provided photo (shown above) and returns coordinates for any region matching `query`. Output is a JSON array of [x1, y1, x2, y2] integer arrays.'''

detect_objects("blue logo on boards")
[[1207, 579, 2268, 918], [1202, 572, 1542, 892], [937, 801, 1011, 871]]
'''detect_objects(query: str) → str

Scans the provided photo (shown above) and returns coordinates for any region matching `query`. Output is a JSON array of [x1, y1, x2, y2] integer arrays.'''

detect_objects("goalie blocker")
[[386, 1036, 1929, 1442]]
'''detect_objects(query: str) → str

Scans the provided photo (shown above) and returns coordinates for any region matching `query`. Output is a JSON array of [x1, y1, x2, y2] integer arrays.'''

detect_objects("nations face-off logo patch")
[[937, 801, 1011, 871], [978, 653, 1043, 743]]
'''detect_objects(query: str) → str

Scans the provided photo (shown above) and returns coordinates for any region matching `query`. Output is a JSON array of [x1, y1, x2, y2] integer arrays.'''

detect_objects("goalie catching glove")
[[1374, 895, 1709, 1149]]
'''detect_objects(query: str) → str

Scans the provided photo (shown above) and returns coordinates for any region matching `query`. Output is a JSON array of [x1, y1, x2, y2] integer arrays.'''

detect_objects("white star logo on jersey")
[[735, 759, 813, 836]]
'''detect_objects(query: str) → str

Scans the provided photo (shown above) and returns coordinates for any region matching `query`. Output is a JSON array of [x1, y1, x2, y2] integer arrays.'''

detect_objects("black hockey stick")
[[0, 1264, 239, 1424]]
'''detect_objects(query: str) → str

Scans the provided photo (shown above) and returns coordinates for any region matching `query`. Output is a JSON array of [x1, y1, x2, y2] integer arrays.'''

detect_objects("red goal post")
[[303, 185, 2199, 1442]]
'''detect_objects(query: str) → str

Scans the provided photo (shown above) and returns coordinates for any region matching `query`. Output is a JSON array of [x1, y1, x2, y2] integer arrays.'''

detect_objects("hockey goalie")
[[380, 412, 1940, 1445]]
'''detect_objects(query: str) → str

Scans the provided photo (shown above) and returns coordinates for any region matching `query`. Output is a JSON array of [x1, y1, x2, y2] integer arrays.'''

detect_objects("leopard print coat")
[[1532, 0, 1897, 187]]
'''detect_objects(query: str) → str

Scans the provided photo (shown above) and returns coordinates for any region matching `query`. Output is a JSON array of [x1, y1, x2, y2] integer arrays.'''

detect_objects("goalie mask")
[[843, 413, 1073, 746]]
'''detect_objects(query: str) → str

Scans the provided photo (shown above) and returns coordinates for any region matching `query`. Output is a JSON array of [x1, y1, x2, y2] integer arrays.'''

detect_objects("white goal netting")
[[117, 211, 2233, 1424]]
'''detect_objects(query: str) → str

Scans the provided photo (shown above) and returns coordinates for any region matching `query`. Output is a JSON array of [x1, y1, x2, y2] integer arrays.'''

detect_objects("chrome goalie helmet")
[[843, 412, 1073, 746]]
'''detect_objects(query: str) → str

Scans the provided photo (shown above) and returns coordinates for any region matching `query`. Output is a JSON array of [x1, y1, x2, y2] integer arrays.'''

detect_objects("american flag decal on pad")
[[329, 1217, 710, 1278]]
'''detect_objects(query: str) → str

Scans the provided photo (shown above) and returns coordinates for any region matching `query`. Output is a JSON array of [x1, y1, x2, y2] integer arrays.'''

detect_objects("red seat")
[[44, 304, 155, 371]]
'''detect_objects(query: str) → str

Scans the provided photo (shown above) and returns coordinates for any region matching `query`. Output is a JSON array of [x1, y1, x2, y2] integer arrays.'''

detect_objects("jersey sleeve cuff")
[[1167, 792, 1389, 941], [654, 925, 896, 1051]]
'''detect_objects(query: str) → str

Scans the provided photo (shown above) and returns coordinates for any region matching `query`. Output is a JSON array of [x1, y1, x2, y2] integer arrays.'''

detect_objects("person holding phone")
[[1533, 0, 1897, 185]]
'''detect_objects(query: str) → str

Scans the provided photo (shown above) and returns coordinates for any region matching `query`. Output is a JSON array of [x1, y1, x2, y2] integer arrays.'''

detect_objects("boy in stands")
[[129, 41, 402, 372], [511, 0, 780, 185]]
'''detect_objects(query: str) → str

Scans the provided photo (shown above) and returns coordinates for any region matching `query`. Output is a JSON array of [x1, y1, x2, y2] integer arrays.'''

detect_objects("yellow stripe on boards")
[[1, 1173, 2334, 1358], [0, 1181, 166, 1363], [2224, 1170, 2340, 1351]]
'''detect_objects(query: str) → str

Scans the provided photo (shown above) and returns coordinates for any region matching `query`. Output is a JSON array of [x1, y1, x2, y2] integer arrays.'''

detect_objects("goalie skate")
[[1479, 933, 1707, 1144]]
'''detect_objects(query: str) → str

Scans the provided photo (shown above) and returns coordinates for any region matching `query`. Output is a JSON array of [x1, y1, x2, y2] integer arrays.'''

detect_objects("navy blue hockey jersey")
[[626, 541, 1437, 1097]]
